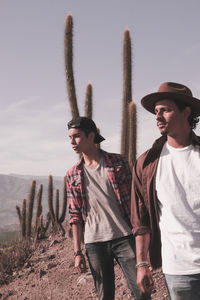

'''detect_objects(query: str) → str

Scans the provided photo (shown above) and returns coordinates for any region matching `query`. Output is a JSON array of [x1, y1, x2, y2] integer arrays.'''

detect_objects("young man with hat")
[[66, 117, 148, 300], [131, 82, 200, 300]]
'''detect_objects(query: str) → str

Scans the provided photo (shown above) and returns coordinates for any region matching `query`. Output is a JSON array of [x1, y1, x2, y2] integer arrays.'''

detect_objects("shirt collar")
[[75, 149, 108, 170]]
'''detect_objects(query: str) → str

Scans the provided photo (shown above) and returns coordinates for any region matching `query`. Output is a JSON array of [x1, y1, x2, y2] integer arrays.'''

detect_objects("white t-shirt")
[[83, 156, 131, 244], [156, 142, 200, 275]]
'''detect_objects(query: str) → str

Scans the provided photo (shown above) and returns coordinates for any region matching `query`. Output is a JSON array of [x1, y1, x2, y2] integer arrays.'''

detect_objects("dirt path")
[[0, 234, 169, 299]]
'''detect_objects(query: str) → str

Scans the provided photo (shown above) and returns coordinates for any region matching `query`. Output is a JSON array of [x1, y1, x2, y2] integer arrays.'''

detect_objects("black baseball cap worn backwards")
[[67, 117, 105, 144]]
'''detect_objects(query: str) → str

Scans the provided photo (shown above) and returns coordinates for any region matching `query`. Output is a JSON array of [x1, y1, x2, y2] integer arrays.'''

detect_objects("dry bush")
[[0, 239, 33, 286]]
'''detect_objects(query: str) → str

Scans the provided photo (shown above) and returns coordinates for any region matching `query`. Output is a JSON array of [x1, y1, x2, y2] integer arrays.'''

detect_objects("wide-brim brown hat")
[[141, 82, 200, 117]]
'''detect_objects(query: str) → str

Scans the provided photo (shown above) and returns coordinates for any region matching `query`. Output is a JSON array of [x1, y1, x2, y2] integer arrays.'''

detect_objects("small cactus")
[[48, 175, 67, 234], [38, 212, 51, 239]]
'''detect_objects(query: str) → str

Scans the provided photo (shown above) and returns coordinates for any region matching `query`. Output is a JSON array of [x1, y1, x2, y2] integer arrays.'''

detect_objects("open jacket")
[[131, 132, 200, 270], [66, 150, 132, 228]]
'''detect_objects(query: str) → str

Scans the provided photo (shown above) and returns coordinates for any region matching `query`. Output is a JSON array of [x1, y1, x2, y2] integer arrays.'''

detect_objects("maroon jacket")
[[131, 132, 200, 270]]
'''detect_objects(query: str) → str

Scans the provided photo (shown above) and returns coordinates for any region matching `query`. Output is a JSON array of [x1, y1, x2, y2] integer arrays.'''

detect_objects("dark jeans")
[[165, 273, 200, 300], [85, 235, 150, 300]]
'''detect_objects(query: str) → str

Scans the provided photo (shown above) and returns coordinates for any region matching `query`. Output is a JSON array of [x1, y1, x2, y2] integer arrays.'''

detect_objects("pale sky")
[[1, 0, 200, 176]]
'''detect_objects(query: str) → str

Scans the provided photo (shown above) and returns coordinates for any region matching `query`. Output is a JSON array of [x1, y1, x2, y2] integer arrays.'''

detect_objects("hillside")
[[0, 174, 64, 229], [0, 233, 169, 300]]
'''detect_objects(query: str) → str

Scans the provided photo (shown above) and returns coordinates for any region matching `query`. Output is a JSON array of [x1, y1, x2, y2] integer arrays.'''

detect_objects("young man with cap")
[[131, 82, 200, 300], [66, 117, 148, 300]]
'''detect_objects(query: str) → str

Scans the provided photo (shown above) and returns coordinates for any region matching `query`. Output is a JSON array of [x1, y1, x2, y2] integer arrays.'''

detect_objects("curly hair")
[[173, 100, 199, 130]]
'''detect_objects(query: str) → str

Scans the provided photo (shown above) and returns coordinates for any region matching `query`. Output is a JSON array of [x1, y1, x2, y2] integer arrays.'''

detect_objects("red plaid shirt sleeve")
[[66, 160, 87, 225]]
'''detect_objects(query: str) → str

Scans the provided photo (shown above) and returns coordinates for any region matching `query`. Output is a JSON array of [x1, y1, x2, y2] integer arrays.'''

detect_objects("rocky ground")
[[0, 233, 169, 300]]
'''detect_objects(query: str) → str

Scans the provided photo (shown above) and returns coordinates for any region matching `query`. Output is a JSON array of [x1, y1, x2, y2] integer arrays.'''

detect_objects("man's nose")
[[155, 111, 162, 120]]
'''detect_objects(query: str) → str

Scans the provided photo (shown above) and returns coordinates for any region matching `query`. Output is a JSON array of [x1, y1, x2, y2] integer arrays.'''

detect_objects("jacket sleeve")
[[131, 156, 151, 236], [66, 173, 83, 225]]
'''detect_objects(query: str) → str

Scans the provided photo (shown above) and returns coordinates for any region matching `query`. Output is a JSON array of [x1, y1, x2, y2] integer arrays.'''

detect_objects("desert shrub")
[[0, 239, 33, 286]]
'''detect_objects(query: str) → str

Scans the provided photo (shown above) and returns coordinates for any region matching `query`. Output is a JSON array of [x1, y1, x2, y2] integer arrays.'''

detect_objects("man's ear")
[[184, 106, 191, 119], [88, 132, 95, 143]]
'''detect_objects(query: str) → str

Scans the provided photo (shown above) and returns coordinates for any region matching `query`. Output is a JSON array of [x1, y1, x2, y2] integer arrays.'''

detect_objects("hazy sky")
[[1, 0, 200, 176]]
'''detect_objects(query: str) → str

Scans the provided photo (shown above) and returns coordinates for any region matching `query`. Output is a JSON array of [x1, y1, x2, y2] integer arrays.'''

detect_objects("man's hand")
[[137, 266, 154, 294], [74, 254, 87, 273]]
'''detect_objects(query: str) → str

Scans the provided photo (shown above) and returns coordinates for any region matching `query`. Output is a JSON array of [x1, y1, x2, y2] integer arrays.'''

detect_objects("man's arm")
[[72, 223, 86, 273], [131, 158, 154, 293], [135, 233, 154, 294], [66, 173, 86, 273]]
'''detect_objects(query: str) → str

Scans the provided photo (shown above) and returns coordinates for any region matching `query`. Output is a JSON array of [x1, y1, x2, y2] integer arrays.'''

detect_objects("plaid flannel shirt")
[[66, 150, 132, 227]]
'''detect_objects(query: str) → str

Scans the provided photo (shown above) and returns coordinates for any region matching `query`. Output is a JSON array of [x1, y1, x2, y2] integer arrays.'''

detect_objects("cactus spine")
[[121, 29, 132, 158], [64, 14, 79, 118], [128, 101, 137, 169]]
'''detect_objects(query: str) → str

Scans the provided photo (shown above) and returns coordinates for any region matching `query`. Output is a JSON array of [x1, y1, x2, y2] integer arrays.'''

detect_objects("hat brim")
[[141, 92, 200, 117], [94, 134, 105, 144]]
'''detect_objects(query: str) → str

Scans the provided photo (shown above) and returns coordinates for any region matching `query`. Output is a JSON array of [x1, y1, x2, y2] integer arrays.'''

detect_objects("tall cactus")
[[16, 205, 22, 226], [21, 199, 27, 239], [26, 180, 36, 240], [64, 13, 79, 118], [128, 101, 137, 169], [34, 184, 43, 240], [64, 13, 94, 125], [59, 176, 67, 224], [121, 29, 132, 158], [55, 188, 59, 223], [48, 175, 56, 226], [16, 198, 27, 240], [85, 83, 93, 119], [58, 176, 67, 235]]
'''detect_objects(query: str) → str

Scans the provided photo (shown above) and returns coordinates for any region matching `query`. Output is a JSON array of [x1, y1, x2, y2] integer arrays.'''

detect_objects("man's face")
[[154, 99, 189, 136], [68, 128, 90, 154]]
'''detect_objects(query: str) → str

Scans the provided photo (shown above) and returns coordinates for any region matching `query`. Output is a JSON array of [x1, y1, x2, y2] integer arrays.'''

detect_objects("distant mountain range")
[[0, 174, 64, 230]]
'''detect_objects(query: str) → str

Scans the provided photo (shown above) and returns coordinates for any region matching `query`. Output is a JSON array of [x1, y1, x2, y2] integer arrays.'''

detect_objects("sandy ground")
[[0, 234, 169, 300]]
